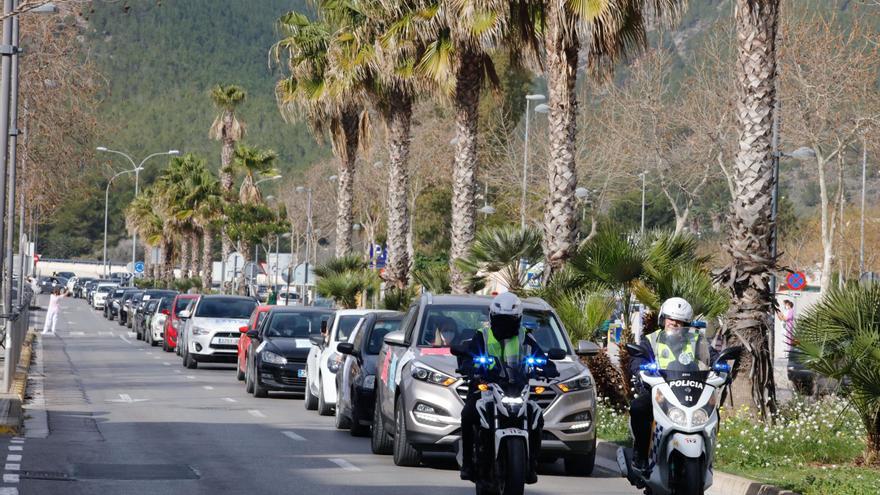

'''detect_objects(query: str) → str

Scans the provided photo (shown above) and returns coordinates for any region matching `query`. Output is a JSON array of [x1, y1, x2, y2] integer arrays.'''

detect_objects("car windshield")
[[146, 301, 159, 312], [158, 298, 173, 311], [366, 319, 404, 354], [335, 315, 364, 342], [650, 328, 712, 372], [112, 289, 125, 297], [265, 313, 332, 339], [96, 286, 114, 293], [417, 305, 570, 352], [174, 297, 194, 314], [195, 298, 256, 319]]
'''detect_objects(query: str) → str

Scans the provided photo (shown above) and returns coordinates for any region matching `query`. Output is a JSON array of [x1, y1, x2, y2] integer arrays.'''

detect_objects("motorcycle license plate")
[[213, 337, 238, 345], [297, 369, 307, 378]]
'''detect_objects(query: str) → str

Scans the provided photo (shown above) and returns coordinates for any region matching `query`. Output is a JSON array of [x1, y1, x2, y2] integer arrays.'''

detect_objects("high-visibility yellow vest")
[[649, 331, 698, 369], [480, 328, 523, 369]]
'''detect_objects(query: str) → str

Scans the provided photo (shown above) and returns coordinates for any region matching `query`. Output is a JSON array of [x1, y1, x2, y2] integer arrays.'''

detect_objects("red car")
[[163, 294, 199, 353], [237, 305, 272, 381]]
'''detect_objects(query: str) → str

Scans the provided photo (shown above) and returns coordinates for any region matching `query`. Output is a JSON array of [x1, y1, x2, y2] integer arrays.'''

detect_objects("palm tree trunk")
[[202, 226, 214, 289], [383, 92, 413, 289], [179, 237, 191, 279], [542, 7, 580, 278], [190, 231, 201, 279], [236, 242, 252, 296], [335, 108, 360, 258], [722, 0, 780, 420], [220, 116, 236, 292], [449, 51, 482, 294], [161, 240, 174, 284]]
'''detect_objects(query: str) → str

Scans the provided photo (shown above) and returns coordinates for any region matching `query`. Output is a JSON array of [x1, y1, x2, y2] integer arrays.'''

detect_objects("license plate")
[[213, 337, 238, 345], [297, 369, 306, 378]]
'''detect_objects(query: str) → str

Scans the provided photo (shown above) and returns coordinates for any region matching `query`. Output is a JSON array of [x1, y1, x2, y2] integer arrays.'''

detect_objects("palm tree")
[[157, 154, 209, 278], [534, 1, 683, 277], [314, 255, 379, 309], [717, 0, 781, 420], [209, 84, 247, 285], [231, 144, 278, 205], [126, 187, 173, 283], [458, 225, 542, 293], [794, 284, 880, 462], [273, 10, 370, 258]]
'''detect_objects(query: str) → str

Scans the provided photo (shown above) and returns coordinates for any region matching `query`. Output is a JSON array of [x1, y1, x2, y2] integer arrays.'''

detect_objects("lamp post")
[[103, 167, 143, 277], [520, 94, 547, 229], [96, 147, 179, 270], [296, 186, 313, 305], [638, 171, 648, 235], [860, 136, 868, 279]]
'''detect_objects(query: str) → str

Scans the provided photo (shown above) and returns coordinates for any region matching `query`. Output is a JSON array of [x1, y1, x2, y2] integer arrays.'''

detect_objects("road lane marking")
[[4, 463, 19, 471], [203, 386, 214, 390], [186, 375, 196, 380], [282, 431, 305, 441], [7, 447, 21, 452], [119, 335, 131, 344], [248, 410, 266, 418], [99, 331, 114, 336], [152, 356, 160, 359], [174, 370, 182, 374], [9, 440, 22, 445], [223, 398, 237, 403], [329, 458, 360, 472], [6, 455, 20, 462], [0, 487, 18, 494], [69, 331, 85, 336], [162, 362, 171, 366], [106, 394, 148, 404], [2, 474, 18, 483]]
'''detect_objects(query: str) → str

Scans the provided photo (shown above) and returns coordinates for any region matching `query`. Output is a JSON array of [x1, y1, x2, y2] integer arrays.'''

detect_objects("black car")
[[335, 312, 404, 435], [37, 276, 67, 294], [134, 290, 178, 340], [73, 277, 94, 298], [117, 290, 143, 327], [245, 307, 335, 398], [105, 287, 129, 320]]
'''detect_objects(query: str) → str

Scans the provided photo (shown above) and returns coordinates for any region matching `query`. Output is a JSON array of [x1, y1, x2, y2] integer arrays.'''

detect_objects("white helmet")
[[490, 292, 523, 317], [489, 292, 523, 341], [658, 297, 693, 324]]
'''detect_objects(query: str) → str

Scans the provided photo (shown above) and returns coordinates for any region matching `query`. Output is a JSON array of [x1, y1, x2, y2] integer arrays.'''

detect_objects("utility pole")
[[640, 171, 647, 236], [860, 136, 867, 279]]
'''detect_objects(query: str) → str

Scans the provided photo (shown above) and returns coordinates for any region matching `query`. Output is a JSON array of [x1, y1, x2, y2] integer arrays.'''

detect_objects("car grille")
[[275, 366, 306, 387], [456, 384, 558, 409]]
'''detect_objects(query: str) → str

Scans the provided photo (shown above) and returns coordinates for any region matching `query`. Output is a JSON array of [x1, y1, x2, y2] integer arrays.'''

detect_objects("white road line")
[[329, 458, 360, 472], [69, 331, 85, 336], [3, 474, 18, 483], [9, 440, 22, 445], [162, 362, 171, 366], [152, 356, 160, 359], [248, 410, 266, 418], [282, 431, 305, 441], [119, 335, 131, 344], [0, 487, 18, 494], [203, 386, 214, 390], [99, 331, 114, 336], [223, 397, 237, 403], [7, 447, 21, 452], [6, 455, 20, 462], [4, 463, 19, 471], [186, 375, 196, 380], [174, 370, 182, 374]]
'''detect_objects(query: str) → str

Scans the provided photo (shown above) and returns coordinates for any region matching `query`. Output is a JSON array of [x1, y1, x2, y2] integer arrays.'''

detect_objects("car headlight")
[[411, 363, 457, 386], [558, 372, 593, 393], [192, 327, 210, 336], [261, 351, 287, 365], [692, 408, 709, 426], [363, 375, 376, 390], [327, 352, 342, 373]]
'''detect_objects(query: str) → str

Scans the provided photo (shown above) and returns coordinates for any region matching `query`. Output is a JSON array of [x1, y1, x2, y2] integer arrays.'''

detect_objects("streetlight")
[[860, 137, 869, 279], [296, 186, 313, 305], [103, 167, 143, 277], [521, 94, 547, 229], [254, 174, 282, 186], [638, 171, 648, 235], [96, 146, 180, 270]]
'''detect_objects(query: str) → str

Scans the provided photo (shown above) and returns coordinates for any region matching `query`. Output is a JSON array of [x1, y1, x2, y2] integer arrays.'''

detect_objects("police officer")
[[457, 292, 557, 483], [628, 297, 715, 472]]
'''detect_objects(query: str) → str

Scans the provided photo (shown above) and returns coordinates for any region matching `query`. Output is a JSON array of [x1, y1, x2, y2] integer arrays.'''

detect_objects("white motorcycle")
[[618, 341, 741, 495]]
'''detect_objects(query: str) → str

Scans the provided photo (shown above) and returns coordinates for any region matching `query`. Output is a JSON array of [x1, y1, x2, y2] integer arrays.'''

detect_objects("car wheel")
[[162, 337, 170, 353], [317, 377, 333, 416], [118, 315, 125, 326], [392, 398, 421, 467], [150, 332, 159, 347], [304, 383, 318, 411], [183, 349, 198, 369], [252, 365, 269, 398], [563, 441, 596, 477], [371, 398, 393, 455], [236, 358, 246, 381], [335, 407, 351, 429], [245, 361, 255, 394]]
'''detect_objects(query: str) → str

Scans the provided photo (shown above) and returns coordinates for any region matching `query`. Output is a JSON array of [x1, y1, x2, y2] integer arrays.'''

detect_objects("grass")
[[595, 394, 880, 495]]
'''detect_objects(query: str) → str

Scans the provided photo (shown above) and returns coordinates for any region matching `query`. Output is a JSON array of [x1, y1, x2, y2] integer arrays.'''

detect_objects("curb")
[[0, 330, 36, 435], [595, 439, 800, 495]]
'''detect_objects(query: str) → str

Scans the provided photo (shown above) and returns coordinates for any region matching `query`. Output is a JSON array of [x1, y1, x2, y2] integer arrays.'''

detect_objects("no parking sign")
[[786, 272, 807, 291]]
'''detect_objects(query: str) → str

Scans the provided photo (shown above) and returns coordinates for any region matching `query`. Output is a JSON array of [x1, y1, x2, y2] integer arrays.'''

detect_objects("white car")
[[148, 296, 174, 346], [65, 277, 78, 292], [305, 309, 394, 415], [179, 295, 257, 370], [277, 287, 301, 306], [92, 283, 118, 310]]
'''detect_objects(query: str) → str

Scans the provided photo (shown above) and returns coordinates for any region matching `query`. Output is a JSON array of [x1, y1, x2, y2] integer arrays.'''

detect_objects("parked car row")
[[89, 289, 601, 477]]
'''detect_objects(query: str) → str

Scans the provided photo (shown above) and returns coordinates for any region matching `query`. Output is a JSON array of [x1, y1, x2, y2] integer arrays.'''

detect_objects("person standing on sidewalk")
[[41, 287, 69, 336], [776, 299, 795, 350]]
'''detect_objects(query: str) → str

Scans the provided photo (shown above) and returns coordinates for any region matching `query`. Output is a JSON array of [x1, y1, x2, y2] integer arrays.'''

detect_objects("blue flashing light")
[[713, 362, 731, 373], [525, 356, 547, 366], [475, 355, 494, 366], [640, 362, 660, 373]]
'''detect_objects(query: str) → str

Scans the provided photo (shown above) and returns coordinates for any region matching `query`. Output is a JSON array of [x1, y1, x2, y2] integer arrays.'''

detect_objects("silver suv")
[[371, 293, 600, 475]]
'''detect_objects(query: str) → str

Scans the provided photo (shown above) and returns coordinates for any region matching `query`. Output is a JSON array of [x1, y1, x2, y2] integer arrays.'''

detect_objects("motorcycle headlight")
[[558, 372, 593, 393], [692, 408, 709, 427], [363, 375, 376, 390], [667, 407, 688, 427], [192, 327, 210, 336], [411, 364, 457, 386], [261, 351, 287, 365], [327, 352, 342, 373]]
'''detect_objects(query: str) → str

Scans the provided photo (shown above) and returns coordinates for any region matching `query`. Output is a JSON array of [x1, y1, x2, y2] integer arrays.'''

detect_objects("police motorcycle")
[[618, 325, 741, 495], [451, 344, 567, 495]]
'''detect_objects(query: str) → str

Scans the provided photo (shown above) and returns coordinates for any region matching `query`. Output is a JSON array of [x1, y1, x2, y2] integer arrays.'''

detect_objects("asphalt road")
[[11, 296, 641, 495]]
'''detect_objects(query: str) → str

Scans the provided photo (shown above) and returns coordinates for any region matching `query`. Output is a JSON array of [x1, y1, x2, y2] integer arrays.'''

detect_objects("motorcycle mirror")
[[547, 348, 567, 360], [450, 342, 469, 358], [625, 343, 646, 358]]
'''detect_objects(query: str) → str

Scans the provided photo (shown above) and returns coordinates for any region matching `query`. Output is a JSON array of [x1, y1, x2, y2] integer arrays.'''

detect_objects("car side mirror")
[[337, 342, 355, 355], [547, 348, 567, 360], [178, 310, 191, 320], [239, 326, 249, 334], [309, 334, 325, 347], [714, 346, 743, 365], [383, 330, 406, 347], [625, 343, 646, 358], [575, 340, 600, 357], [246, 330, 260, 339]]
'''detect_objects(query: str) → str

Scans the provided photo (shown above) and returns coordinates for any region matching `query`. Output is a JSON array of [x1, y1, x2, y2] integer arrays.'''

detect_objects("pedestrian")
[[28, 276, 39, 295], [267, 287, 277, 305], [42, 287, 69, 336], [777, 299, 796, 350]]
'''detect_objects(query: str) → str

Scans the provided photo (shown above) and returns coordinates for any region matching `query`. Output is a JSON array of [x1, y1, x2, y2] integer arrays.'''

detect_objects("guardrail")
[[1, 286, 32, 392]]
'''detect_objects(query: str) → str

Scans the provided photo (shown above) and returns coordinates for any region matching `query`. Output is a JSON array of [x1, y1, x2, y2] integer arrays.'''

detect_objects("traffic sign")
[[134, 261, 145, 274], [786, 272, 807, 291]]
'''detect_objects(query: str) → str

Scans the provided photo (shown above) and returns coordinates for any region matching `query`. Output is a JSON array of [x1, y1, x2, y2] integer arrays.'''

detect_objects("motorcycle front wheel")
[[497, 437, 526, 495], [676, 456, 703, 495]]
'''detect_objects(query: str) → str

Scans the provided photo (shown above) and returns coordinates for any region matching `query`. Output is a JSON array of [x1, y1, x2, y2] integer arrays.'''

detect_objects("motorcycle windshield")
[[650, 328, 712, 373]]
